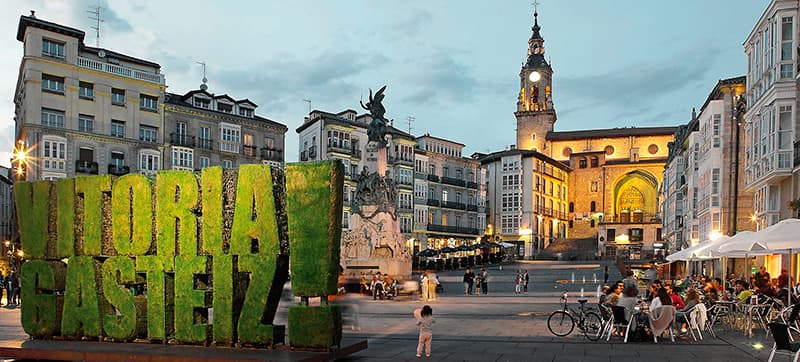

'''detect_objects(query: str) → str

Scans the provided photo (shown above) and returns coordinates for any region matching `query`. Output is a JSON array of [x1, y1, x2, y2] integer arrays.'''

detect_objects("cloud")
[[389, 8, 433, 37], [73, 0, 132, 33], [401, 52, 479, 105]]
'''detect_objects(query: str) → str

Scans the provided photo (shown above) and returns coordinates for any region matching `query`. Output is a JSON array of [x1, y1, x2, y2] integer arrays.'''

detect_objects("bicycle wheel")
[[547, 311, 574, 337], [581, 311, 603, 341]]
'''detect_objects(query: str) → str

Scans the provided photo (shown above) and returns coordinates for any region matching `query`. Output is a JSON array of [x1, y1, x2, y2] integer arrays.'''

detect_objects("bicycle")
[[547, 291, 604, 341]]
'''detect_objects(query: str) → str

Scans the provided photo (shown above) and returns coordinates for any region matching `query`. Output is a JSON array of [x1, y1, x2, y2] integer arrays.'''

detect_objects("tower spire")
[[528, 1, 545, 57]]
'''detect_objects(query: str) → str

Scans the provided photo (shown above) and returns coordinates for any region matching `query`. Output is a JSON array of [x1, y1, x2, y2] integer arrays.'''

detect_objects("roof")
[[296, 109, 414, 140], [82, 46, 160, 69], [415, 134, 465, 147], [700, 75, 746, 112], [525, 53, 551, 69], [164, 92, 287, 131], [17, 15, 84, 42], [477, 148, 571, 172], [547, 126, 678, 141]]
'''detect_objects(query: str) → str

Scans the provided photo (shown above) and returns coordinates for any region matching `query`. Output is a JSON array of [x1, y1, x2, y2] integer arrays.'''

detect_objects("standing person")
[[421, 272, 429, 301], [427, 271, 439, 301], [0, 272, 5, 306], [622, 270, 638, 297], [8, 272, 18, 306], [415, 305, 435, 358], [523, 270, 530, 294], [474, 271, 482, 295], [603, 265, 610, 284], [481, 268, 489, 295], [463, 268, 474, 295], [754, 266, 771, 292], [514, 270, 522, 294]]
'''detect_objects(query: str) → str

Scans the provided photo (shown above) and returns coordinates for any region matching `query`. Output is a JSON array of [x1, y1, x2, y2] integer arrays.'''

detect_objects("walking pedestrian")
[[10, 271, 19, 305], [421, 272, 429, 301], [523, 270, 529, 294], [0, 272, 5, 306], [427, 271, 439, 301], [515, 270, 522, 294], [480, 268, 489, 294], [463, 268, 475, 295], [603, 265, 609, 284], [415, 305, 435, 358]]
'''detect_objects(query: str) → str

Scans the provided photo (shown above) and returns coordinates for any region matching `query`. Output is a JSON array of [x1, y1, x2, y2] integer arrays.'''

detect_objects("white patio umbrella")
[[717, 230, 770, 256], [747, 218, 800, 302]]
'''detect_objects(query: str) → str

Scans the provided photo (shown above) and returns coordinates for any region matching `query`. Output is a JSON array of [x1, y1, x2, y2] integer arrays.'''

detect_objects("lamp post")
[[12, 139, 29, 181]]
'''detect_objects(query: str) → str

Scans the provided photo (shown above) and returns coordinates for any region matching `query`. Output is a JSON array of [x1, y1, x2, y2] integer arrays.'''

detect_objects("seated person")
[[735, 280, 753, 307], [675, 288, 701, 329], [650, 287, 673, 311], [599, 285, 612, 305], [666, 284, 685, 310], [704, 281, 719, 302], [647, 280, 663, 302], [618, 285, 639, 314]]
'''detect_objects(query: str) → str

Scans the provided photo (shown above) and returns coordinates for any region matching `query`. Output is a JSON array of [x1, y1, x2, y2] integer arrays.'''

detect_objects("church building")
[[480, 9, 677, 260]]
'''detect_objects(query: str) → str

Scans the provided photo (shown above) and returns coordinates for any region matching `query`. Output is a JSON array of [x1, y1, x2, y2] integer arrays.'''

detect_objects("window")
[[79, 82, 94, 99], [712, 114, 721, 148], [193, 97, 210, 109], [41, 108, 65, 128], [139, 94, 158, 112], [41, 74, 65, 93], [112, 88, 125, 106], [78, 114, 94, 133], [199, 157, 210, 169], [238, 107, 254, 117], [569, 202, 574, 212], [78, 148, 94, 162], [629, 228, 643, 242], [222, 159, 233, 168], [42, 38, 65, 59], [111, 120, 125, 138], [217, 103, 232, 113], [711, 168, 720, 207], [172, 147, 194, 169], [41, 135, 66, 171], [781, 17, 794, 78], [139, 150, 160, 175], [198, 126, 211, 149], [590, 201, 596, 212], [139, 125, 158, 143], [590, 157, 598, 167], [111, 152, 125, 167], [579, 158, 587, 168], [219, 123, 241, 153]]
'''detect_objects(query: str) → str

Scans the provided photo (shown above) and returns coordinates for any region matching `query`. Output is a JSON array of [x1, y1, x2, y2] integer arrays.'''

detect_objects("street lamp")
[[12, 140, 29, 180]]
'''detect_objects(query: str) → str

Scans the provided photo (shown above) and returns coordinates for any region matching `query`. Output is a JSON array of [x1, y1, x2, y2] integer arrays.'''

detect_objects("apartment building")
[[13, 14, 166, 181], [164, 88, 287, 172]]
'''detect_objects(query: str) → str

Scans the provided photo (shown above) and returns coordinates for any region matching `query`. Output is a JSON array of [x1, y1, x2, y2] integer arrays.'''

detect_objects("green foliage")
[[287, 305, 342, 349], [61, 256, 103, 337], [112, 174, 153, 256], [136, 256, 165, 340], [21, 260, 66, 338], [212, 254, 233, 344], [285, 161, 343, 296], [75, 176, 112, 256], [56, 178, 75, 258], [155, 171, 199, 270], [15, 181, 51, 259], [174, 255, 209, 344], [201, 167, 223, 255], [101, 256, 137, 340], [237, 255, 277, 345], [230, 165, 279, 255]]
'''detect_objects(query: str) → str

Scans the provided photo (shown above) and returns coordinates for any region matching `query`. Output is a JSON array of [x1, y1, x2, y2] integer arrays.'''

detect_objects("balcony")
[[415, 172, 427, 179], [76, 160, 99, 174], [170, 133, 195, 148], [352, 149, 362, 159], [442, 201, 466, 210], [198, 138, 213, 150], [467, 204, 479, 212], [427, 174, 439, 182], [327, 142, 352, 155], [76, 56, 165, 85], [300, 151, 308, 161], [441, 176, 466, 187], [794, 141, 800, 167], [108, 164, 130, 176], [308, 145, 317, 159], [426, 224, 480, 235], [219, 140, 240, 154], [260, 147, 283, 162], [745, 150, 793, 187], [243, 145, 258, 158], [426, 198, 440, 207], [391, 155, 413, 166], [466, 181, 478, 189]]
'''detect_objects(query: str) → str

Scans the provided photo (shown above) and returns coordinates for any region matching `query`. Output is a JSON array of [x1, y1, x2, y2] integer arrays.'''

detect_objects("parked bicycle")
[[547, 291, 604, 341]]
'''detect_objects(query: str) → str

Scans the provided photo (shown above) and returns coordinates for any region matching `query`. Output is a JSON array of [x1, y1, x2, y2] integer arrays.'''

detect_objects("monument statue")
[[343, 86, 411, 280]]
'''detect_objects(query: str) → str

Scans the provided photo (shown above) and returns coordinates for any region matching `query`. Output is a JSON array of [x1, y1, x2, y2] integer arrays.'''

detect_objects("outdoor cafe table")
[[740, 303, 771, 338], [710, 300, 737, 329]]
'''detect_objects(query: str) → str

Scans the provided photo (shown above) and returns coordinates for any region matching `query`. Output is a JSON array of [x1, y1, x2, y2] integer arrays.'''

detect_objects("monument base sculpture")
[[342, 205, 411, 281]]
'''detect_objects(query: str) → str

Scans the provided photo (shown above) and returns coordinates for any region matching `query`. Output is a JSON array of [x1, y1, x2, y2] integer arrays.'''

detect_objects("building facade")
[[13, 14, 166, 181], [296, 109, 416, 237], [164, 88, 287, 172]]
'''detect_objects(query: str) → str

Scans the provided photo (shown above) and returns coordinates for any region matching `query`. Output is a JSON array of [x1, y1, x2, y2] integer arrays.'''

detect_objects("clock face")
[[529, 71, 541, 83]]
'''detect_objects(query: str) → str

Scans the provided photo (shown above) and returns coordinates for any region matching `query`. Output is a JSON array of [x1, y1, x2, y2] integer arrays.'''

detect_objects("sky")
[[0, 0, 768, 166]]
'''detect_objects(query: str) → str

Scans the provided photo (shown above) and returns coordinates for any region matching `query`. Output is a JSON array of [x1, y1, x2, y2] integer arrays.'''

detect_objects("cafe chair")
[[609, 306, 633, 343], [767, 322, 800, 362], [649, 305, 676, 343]]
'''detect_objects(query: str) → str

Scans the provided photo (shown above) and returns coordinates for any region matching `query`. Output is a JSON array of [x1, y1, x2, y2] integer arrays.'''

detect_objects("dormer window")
[[239, 107, 254, 117], [193, 97, 210, 109], [217, 103, 232, 113], [42, 38, 65, 59]]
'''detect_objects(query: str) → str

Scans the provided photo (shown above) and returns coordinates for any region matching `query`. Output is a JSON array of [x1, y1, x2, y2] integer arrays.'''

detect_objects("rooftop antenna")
[[302, 99, 312, 114], [87, 6, 104, 47], [406, 116, 415, 135], [196, 61, 208, 91]]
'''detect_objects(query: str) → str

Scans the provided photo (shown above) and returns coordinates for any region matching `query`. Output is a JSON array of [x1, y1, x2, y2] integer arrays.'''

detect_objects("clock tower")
[[515, 9, 556, 151]]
